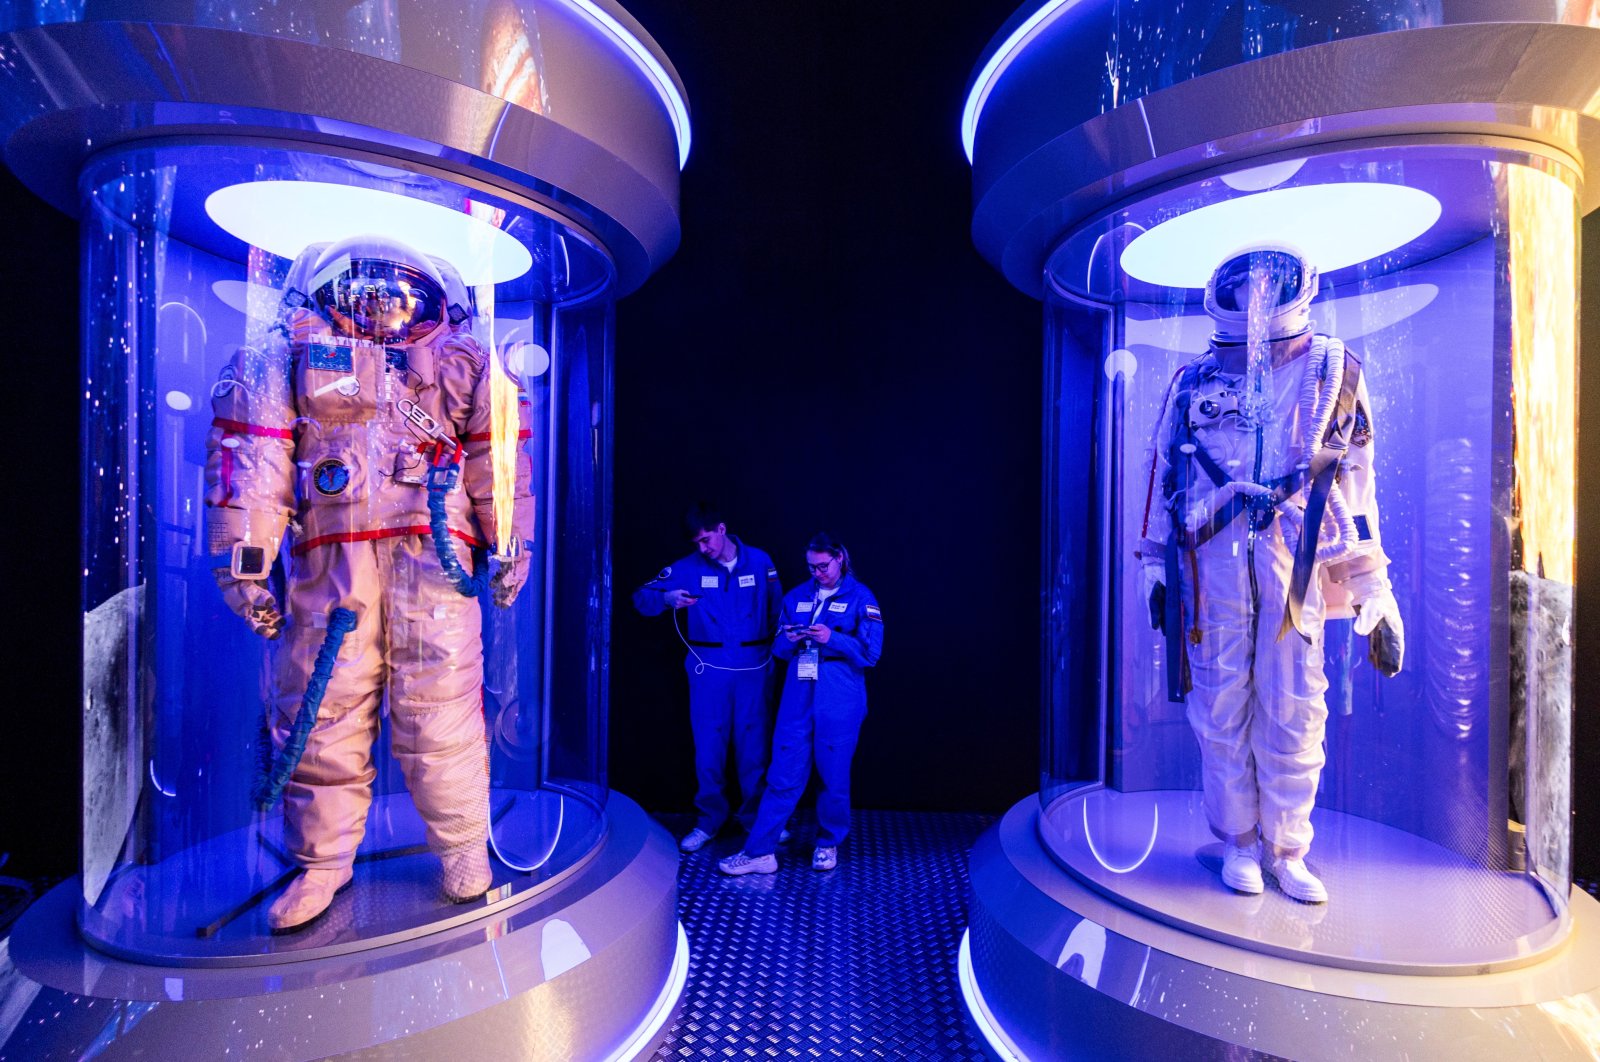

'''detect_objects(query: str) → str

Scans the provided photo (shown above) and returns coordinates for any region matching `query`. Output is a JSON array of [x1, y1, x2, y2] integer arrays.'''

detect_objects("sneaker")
[[1264, 854, 1327, 904], [679, 828, 713, 853], [441, 845, 494, 903], [1220, 842, 1263, 895], [268, 865, 353, 933], [812, 846, 837, 872], [718, 851, 777, 876]]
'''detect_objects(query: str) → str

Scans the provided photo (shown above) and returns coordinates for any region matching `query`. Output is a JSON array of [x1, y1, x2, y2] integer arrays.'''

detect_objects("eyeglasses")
[[806, 558, 837, 573]]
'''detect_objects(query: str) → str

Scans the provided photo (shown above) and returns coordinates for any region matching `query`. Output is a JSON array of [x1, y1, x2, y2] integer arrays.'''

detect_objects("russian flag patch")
[[767, 566, 779, 580], [865, 604, 882, 622]]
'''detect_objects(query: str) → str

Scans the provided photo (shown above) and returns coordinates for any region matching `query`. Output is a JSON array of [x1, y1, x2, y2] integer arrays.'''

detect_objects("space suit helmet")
[[308, 235, 448, 344], [1203, 243, 1318, 344]]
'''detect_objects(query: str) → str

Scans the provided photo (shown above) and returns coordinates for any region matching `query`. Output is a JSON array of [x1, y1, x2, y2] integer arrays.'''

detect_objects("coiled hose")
[[1279, 335, 1359, 563], [426, 466, 490, 598], [253, 607, 357, 811]]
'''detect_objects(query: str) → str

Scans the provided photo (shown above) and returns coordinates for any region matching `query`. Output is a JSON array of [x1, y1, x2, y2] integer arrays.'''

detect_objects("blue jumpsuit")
[[632, 537, 783, 835], [744, 573, 884, 857]]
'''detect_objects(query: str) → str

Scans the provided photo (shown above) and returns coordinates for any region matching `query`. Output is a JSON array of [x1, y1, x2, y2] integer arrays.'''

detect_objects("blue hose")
[[253, 607, 357, 812], [426, 469, 490, 597]]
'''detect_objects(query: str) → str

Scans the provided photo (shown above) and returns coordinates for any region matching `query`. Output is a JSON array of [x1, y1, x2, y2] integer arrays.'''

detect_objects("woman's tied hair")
[[807, 531, 850, 575]]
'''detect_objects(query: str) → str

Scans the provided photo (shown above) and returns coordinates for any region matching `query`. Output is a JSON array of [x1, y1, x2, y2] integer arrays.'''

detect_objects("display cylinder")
[[78, 141, 617, 963], [1039, 141, 1577, 972], [961, 3, 1600, 1057], [0, 2, 689, 1055]]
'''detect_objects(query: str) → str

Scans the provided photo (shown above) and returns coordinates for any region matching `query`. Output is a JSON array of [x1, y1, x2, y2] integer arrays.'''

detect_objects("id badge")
[[797, 647, 820, 681]]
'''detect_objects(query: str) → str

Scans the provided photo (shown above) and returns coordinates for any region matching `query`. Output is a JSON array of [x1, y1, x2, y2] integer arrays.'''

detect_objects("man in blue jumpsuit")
[[632, 505, 784, 852], [720, 535, 883, 875]]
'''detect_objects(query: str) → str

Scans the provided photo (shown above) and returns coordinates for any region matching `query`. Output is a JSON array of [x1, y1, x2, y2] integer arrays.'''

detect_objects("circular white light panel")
[[205, 181, 534, 286], [1119, 183, 1442, 289]]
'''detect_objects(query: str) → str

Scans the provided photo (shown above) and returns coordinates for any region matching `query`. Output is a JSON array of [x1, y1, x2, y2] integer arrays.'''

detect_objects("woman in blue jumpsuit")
[[719, 533, 883, 874]]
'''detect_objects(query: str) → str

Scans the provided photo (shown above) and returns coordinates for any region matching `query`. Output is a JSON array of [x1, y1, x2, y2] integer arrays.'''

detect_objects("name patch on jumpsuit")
[[739, 574, 756, 588]]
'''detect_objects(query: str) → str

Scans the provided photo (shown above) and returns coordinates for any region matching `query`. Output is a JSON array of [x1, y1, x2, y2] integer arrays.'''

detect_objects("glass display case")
[[1038, 142, 1576, 972], [960, 3, 1600, 1057], [79, 142, 616, 962], [0, 1, 688, 1055]]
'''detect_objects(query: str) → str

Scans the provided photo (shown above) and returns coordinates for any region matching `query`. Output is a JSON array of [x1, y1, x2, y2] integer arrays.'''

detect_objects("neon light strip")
[[957, 931, 1029, 1061], [961, 0, 1087, 163], [1081, 798, 1159, 875], [559, 0, 692, 169], [605, 922, 691, 1061]]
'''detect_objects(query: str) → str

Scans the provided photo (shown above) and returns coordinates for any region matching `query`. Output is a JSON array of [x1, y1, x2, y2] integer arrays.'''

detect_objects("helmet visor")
[[1211, 250, 1305, 314], [312, 257, 445, 342]]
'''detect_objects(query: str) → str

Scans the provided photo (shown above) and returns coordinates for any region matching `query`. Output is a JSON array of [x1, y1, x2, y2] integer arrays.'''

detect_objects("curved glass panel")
[[79, 143, 613, 963], [1040, 143, 1576, 973]]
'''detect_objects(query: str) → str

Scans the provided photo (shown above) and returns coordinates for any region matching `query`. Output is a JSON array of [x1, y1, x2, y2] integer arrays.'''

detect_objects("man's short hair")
[[685, 502, 724, 537]]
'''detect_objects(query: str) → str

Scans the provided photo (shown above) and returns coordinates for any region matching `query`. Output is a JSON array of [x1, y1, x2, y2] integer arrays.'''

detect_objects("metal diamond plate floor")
[[649, 809, 995, 1060]]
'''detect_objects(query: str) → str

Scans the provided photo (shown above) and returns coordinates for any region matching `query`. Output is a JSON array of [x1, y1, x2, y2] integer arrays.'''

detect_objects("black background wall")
[[2, 2, 1598, 884]]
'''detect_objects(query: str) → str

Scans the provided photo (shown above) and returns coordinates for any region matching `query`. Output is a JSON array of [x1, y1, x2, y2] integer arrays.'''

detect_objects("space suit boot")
[[441, 845, 494, 903], [1220, 842, 1264, 895], [268, 865, 354, 933], [1264, 853, 1328, 904]]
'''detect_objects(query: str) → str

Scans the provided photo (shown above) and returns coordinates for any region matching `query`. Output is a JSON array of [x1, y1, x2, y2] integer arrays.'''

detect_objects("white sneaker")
[[812, 846, 837, 871], [718, 850, 777, 876], [1265, 854, 1327, 904], [1220, 843, 1263, 895], [679, 828, 713, 853]]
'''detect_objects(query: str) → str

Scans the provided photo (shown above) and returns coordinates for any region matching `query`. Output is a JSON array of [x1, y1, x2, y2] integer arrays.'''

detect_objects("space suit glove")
[[213, 570, 284, 639], [1352, 585, 1404, 677], [491, 549, 530, 608]]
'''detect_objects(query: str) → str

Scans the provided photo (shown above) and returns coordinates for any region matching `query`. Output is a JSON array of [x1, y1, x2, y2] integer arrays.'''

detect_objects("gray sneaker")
[[812, 846, 837, 871], [718, 851, 778, 876], [679, 828, 713, 853]]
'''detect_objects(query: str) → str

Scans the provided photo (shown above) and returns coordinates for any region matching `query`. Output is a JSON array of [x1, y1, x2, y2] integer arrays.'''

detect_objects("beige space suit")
[[205, 235, 535, 931]]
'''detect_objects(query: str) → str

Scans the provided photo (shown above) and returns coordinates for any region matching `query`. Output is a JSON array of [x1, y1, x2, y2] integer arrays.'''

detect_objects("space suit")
[[205, 235, 536, 931], [1139, 246, 1404, 903]]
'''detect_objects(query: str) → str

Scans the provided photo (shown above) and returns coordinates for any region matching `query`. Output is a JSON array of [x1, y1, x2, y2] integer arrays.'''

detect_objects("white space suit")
[[1139, 246, 1404, 902], [205, 235, 536, 931]]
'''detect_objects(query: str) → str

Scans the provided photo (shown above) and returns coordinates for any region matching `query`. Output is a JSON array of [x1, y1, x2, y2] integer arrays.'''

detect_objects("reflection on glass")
[[1506, 163, 1576, 891]]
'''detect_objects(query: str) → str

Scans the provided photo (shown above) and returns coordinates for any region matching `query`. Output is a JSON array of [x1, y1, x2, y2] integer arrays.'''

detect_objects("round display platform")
[[1042, 788, 1565, 974], [0, 792, 684, 1061], [961, 795, 1600, 1061], [82, 786, 605, 964]]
